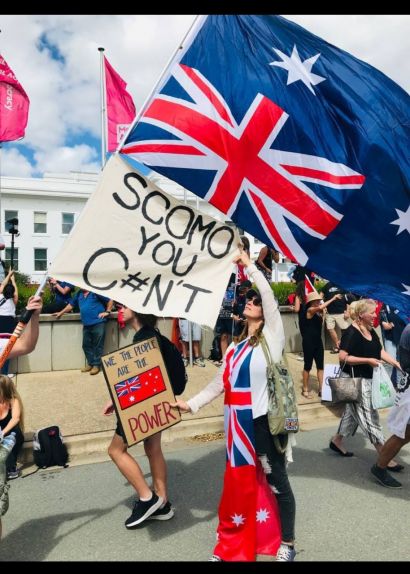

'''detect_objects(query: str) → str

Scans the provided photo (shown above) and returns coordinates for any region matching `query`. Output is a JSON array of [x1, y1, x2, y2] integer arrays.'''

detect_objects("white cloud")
[[1, 147, 36, 177], [0, 15, 408, 178], [33, 144, 100, 174]]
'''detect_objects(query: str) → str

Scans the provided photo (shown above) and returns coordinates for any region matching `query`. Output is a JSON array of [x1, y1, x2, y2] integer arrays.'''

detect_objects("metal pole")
[[10, 230, 14, 269], [116, 15, 205, 154], [182, 188, 193, 367], [98, 47, 107, 169]]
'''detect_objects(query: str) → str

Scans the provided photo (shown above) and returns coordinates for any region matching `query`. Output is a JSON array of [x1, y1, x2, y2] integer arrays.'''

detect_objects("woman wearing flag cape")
[[171, 249, 296, 562]]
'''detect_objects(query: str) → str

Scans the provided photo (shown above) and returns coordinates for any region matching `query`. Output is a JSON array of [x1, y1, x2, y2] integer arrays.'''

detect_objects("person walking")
[[329, 299, 402, 465], [171, 249, 297, 562], [320, 280, 352, 353], [103, 308, 174, 528], [54, 289, 113, 375], [301, 291, 342, 399], [370, 323, 410, 488]]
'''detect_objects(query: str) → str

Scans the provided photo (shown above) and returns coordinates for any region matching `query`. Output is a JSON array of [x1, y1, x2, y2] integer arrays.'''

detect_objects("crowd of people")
[[0, 241, 409, 561]]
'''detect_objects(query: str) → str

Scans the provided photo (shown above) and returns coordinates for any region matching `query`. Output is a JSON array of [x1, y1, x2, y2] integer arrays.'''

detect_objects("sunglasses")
[[249, 297, 262, 307]]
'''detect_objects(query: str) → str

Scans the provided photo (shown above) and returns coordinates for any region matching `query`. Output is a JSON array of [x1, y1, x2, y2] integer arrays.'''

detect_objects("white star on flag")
[[391, 205, 410, 235], [231, 513, 245, 527], [256, 508, 270, 523], [129, 396, 135, 402], [269, 44, 326, 95], [402, 284, 410, 297]]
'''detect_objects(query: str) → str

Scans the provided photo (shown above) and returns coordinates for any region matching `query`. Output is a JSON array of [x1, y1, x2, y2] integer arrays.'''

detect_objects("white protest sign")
[[322, 363, 341, 402], [49, 154, 240, 328]]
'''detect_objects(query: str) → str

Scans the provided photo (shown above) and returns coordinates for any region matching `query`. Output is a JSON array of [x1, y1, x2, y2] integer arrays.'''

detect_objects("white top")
[[0, 295, 16, 317], [187, 263, 285, 417]]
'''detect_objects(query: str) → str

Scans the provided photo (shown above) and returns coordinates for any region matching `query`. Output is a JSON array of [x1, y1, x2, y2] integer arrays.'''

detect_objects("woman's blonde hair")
[[347, 300, 359, 321], [354, 299, 377, 322], [0, 375, 24, 433]]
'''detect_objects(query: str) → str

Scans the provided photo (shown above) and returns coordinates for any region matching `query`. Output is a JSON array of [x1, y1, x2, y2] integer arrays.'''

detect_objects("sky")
[[0, 14, 409, 179]]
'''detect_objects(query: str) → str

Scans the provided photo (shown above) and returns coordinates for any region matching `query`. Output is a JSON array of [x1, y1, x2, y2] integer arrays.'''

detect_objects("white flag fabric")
[[49, 155, 240, 328]]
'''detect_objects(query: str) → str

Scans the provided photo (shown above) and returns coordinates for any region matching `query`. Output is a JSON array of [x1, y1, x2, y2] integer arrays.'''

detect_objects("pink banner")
[[0, 54, 29, 142], [104, 56, 136, 153]]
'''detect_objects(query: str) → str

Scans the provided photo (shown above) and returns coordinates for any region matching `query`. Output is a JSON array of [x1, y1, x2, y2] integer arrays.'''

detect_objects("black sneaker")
[[125, 493, 163, 528], [371, 465, 402, 489], [148, 500, 175, 521]]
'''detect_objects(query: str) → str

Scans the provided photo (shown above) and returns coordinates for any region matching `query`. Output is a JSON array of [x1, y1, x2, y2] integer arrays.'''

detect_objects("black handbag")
[[327, 358, 363, 404]]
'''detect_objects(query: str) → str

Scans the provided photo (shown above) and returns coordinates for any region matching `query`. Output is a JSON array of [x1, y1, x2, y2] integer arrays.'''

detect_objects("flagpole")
[[115, 15, 206, 154], [98, 47, 107, 169]]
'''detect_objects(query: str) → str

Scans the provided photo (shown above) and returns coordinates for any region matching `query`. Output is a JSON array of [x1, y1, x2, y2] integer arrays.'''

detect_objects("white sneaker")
[[276, 543, 296, 561]]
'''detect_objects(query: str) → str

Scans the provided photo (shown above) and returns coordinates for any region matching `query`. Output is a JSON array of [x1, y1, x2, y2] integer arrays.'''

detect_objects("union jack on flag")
[[121, 15, 410, 320], [223, 341, 256, 468], [115, 376, 141, 398], [122, 62, 364, 266]]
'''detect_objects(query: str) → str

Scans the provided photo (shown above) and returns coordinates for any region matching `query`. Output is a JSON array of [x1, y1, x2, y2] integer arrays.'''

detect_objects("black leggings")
[[302, 337, 324, 372], [253, 415, 296, 541]]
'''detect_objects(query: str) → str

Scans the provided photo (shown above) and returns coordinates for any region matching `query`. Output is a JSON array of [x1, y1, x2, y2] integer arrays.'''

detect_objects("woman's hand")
[[169, 399, 192, 413], [368, 358, 382, 368], [26, 295, 43, 315], [103, 401, 115, 416]]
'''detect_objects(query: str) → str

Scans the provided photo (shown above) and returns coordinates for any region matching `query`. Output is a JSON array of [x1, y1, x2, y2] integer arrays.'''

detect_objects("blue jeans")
[[82, 322, 106, 367]]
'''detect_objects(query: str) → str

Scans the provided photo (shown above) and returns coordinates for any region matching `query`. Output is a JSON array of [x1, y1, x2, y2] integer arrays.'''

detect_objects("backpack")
[[33, 426, 69, 469], [158, 334, 187, 396], [260, 336, 299, 454]]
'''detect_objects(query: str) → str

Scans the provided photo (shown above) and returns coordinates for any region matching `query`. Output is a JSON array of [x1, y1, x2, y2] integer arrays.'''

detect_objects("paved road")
[[0, 424, 409, 561]]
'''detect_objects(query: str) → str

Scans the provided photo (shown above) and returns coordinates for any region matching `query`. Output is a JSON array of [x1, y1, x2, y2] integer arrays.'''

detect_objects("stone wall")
[[12, 308, 378, 373]]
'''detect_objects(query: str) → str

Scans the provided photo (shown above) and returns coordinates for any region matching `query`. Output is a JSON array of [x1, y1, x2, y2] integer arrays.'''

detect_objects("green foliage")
[[13, 270, 32, 287], [270, 282, 297, 305], [15, 284, 54, 314]]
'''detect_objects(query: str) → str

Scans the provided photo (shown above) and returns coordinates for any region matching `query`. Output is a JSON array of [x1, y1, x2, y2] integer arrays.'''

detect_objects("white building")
[[0, 169, 292, 282]]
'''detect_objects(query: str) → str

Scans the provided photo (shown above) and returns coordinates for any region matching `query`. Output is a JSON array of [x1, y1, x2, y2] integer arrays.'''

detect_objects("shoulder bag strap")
[[260, 335, 275, 391], [337, 355, 355, 378]]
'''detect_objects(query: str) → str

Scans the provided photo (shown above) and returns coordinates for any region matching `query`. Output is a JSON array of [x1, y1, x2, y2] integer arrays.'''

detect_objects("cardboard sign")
[[49, 154, 240, 328], [322, 363, 341, 402], [102, 336, 181, 446]]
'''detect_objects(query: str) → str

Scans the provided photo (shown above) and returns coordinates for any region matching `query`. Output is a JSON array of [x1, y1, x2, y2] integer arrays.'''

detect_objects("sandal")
[[301, 390, 314, 399]]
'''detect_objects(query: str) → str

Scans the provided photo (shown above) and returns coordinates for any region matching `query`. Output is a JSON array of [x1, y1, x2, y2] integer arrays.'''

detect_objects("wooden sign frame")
[[102, 335, 181, 446]]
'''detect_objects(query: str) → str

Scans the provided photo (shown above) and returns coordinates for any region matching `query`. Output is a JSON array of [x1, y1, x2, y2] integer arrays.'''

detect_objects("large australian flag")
[[120, 15, 410, 318]]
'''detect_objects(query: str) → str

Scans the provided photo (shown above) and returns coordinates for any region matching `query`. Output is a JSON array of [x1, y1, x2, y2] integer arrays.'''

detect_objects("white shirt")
[[0, 295, 16, 317], [187, 263, 285, 416]]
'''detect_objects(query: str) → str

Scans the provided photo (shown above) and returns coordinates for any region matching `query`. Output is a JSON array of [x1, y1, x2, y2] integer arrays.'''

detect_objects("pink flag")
[[0, 54, 30, 142], [104, 56, 136, 153]]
